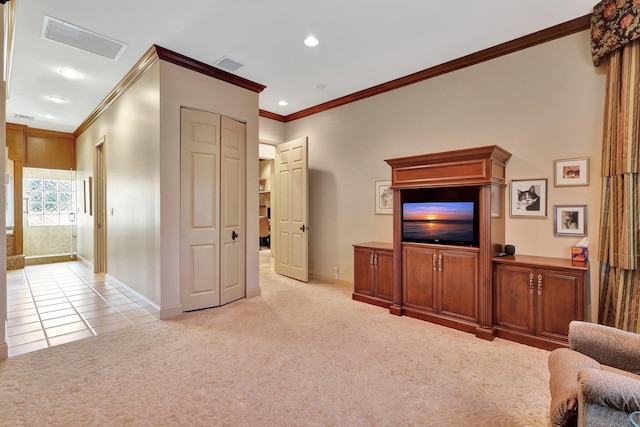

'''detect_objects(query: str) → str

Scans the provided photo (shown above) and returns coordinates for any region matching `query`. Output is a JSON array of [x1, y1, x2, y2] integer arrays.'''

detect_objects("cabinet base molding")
[[494, 327, 569, 351], [474, 326, 496, 341], [402, 307, 479, 335], [351, 293, 393, 309], [389, 304, 402, 316]]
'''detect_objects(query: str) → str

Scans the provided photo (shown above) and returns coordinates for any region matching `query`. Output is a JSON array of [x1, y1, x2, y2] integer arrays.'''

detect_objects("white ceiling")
[[7, 0, 596, 133]]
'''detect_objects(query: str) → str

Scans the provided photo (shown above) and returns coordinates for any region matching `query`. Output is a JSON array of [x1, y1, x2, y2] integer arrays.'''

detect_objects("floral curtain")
[[594, 7, 640, 330], [592, 0, 640, 65]]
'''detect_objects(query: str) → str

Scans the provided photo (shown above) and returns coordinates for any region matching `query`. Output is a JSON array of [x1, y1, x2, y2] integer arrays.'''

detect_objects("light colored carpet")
[[1, 273, 551, 426]]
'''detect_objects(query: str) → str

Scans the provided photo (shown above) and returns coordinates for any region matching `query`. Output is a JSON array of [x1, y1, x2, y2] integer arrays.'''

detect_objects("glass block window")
[[27, 178, 76, 226]]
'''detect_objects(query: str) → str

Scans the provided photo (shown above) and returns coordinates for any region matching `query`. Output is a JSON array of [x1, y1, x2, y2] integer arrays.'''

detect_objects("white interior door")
[[220, 116, 246, 305], [274, 137, 308, 282], [180, 108, 221, 311]]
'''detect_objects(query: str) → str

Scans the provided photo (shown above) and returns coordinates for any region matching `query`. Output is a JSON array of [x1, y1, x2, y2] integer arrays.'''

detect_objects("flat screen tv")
[[402, 201, 477, 246]]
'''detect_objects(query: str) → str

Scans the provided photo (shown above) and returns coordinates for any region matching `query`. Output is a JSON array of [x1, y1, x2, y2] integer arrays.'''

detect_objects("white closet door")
[[220, 115, 246, 305], [180, 108, 221, 311]]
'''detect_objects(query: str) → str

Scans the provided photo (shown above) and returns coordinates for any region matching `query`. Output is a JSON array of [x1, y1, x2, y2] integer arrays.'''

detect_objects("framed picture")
[[83, 177, 92, 216], [374, 180, 393, 215], [554, 157, 589, 187], [554, 205, 587, 236], [510, 178, 547, 218]]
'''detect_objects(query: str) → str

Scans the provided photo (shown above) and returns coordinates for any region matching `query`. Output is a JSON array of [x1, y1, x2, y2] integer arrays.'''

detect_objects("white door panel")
[[220, 116, 245, 305], [275, 137, 308, 282], [181, 108, 220, 311]]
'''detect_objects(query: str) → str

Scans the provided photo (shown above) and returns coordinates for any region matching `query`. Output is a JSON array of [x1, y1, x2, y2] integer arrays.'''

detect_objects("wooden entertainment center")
[[353, 146, 587, 350]]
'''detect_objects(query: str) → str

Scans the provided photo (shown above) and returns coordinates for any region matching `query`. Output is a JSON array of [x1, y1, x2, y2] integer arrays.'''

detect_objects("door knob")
[[231, 230, 238, 240], [300, 224, 306, 232]]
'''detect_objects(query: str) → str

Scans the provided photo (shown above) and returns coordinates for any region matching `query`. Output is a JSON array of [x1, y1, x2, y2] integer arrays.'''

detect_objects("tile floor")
[[6, 262, 159, 357]]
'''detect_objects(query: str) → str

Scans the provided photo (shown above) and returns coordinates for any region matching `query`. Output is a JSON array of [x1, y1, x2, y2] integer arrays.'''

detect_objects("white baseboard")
[[105, 274, 162, 316], [77, 255, 94, 272], [309, 272, 353, 287], [159, 304, 183, 319], [0, 342, 7, 361], [246, 286, 261, 298]]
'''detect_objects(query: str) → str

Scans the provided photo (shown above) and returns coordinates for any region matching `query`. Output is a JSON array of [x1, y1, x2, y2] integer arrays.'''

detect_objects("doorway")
[[22, 167, 77, 265], [258, 146, 275, 276], [94, 137, 106, 273]]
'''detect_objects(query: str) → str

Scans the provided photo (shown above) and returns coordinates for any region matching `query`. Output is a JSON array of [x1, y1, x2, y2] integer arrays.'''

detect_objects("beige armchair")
[[548, 321, 640, 426]]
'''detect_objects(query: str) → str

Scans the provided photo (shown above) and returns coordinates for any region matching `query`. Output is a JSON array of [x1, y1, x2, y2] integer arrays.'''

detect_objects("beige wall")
[[159, 60, 261, 311], [259, 116, 285, 144], [76, 63, 161, 303], [76, 57, 260, 317], [273, 31, 605, 320]]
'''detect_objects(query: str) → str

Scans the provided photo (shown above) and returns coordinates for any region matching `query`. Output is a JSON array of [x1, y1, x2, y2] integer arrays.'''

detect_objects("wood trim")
[[259, 14, 592, 123], [154, 45, 266, 94], [6, 123, 25, 161], [13, 161, 22, 255], [258, 109, 286, 122], [26, 127, 75, 141], [75, 45, 267, 136], [23, 127, 76, 170], [74, 46, 160, 137]]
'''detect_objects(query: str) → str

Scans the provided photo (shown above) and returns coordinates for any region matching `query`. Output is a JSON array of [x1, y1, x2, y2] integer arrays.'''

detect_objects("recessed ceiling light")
[[42, 114, 56, 120], [58, 68, 80, 79], [278, 100, 288, 106], [304, 35, 319, 47], [48, 96, 67, 103]]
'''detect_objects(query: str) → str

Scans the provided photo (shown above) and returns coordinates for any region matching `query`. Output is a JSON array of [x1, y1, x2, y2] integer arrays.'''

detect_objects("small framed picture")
[[554, 157, 589, 187], [554, 205, 587, 236], [510, 178, 547, 218], [374, 180, 393, 215]]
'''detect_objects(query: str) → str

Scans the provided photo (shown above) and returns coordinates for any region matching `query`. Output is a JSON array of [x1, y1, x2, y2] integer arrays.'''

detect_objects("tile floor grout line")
[[43, 267, 99, 339], [20, 268, 52, 348], [7, 262, 159, 357], [61, 265, 135, 328]]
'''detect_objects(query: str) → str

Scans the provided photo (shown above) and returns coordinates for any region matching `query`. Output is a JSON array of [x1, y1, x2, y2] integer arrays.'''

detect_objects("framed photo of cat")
[[510, 178, 547, 218], [554, 205, 587, 236], [554, 157, 589, 187]]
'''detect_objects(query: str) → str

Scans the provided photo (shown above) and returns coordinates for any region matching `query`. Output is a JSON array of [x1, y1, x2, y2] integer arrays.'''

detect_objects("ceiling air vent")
[[14, 113, 34, 121], [214, 56, 244, 72], [41, 16, 127, 60]]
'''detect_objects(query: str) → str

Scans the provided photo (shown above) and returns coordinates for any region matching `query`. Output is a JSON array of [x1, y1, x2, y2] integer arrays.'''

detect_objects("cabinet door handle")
[[528, 273, 534, 294], [438, 254, 443, 272], [432, 253, 437, 271], [373, 253, 378, 268], [369, 254, 374, 267], [537, 274, 543, 296]]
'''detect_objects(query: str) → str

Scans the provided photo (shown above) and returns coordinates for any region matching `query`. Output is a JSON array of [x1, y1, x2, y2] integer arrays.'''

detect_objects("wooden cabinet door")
[[354, 247, 374, 296], [403, 245, 436, 312], [439, 249, 479, 322], [536, 268, 584, 341], [494, 264, 536, 334], [374, 250, 394, 302]]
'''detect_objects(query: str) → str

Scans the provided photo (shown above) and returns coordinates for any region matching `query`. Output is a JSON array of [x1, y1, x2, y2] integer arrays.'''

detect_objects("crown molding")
[[154, 45, 266, 94], [259, 14, 592, 123], [74, 45, 266, 137], [74, 46, 160, 137], [258, 109, 286, 122]]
